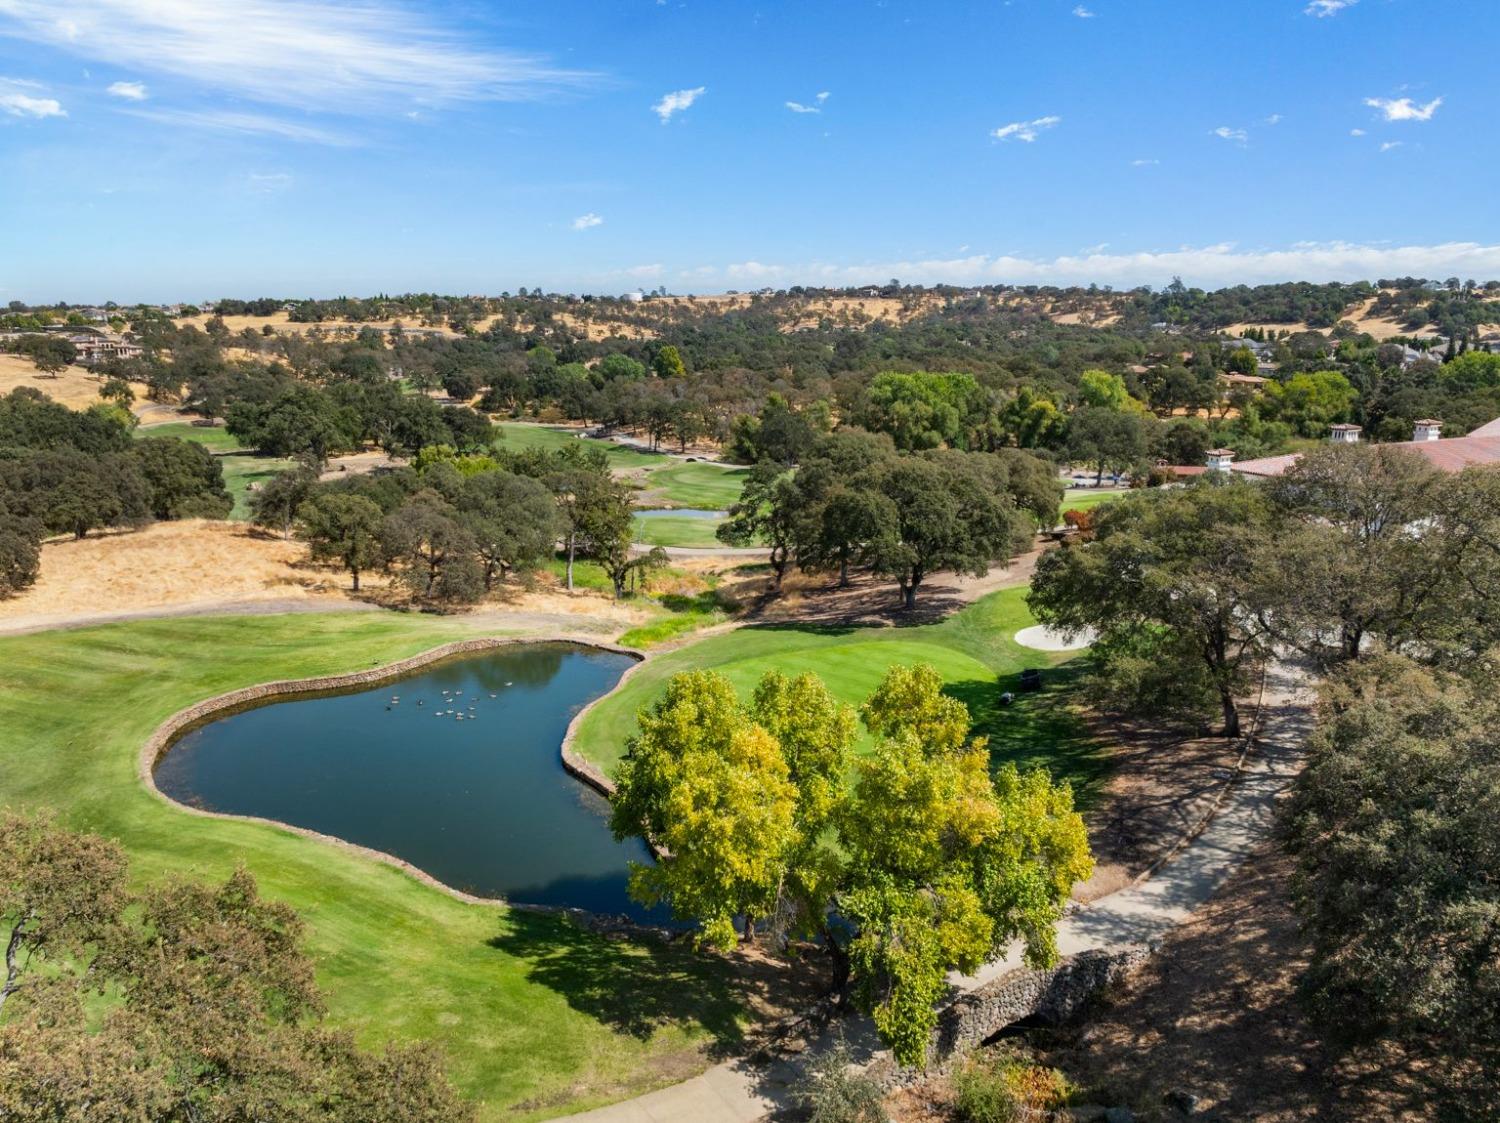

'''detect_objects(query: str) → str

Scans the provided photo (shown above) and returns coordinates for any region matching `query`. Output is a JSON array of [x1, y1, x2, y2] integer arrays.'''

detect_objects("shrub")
[[789, 1036, 888, 1123], [952, 1048, 1070, 1123]]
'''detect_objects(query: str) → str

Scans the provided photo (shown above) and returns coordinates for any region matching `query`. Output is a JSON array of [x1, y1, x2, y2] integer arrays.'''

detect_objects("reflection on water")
[[155, 643, 664, 920]]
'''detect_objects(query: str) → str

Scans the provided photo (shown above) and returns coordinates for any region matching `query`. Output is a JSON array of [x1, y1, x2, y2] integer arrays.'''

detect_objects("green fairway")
[[1060, 489, 1126, 516], [0, 614, 758, 1121], [221, 453, 298, 519], [494, 423, 749, 514], [134, 421, 250, 453], [644, 461, 750, 509], [571, 586, 1108, 804], [631, 512, 727, 548]]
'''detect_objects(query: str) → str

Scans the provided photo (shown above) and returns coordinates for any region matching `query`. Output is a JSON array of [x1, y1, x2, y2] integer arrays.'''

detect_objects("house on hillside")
[[1228, 417, 1500, 478], [64, 331, 143, 366]]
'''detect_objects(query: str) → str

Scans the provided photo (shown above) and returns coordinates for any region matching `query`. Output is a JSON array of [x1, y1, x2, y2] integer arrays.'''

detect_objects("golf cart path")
[[556, 660, 1311, 1123]]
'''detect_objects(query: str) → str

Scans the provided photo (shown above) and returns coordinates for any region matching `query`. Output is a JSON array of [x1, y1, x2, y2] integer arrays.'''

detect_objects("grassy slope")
[[1060, 490, 1125, 516], [571, 586, 1108, 804], [0, 614, 753, 1121], [134, 422, 249, 453], [131, 423, 290, 520]]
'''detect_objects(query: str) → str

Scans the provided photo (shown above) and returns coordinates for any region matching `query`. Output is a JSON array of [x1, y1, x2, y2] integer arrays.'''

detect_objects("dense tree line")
[[0, 811, 473, 1121], [260, 440, 664, 603]]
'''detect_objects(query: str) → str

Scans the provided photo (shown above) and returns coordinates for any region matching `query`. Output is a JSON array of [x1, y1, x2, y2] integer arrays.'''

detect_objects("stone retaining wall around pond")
[[137, 635, 648, 920]]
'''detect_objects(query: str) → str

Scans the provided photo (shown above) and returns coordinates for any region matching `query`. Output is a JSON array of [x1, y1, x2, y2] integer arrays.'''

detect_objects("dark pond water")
[[155, 643, 664, 920]]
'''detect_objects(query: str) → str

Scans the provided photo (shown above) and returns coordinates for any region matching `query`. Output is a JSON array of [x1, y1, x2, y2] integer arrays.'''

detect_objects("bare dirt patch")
[[1038, 845, 1436, 1122]]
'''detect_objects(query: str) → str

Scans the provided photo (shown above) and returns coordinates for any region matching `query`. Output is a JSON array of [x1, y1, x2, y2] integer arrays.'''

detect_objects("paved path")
[[557, 661, 1312, 1123]]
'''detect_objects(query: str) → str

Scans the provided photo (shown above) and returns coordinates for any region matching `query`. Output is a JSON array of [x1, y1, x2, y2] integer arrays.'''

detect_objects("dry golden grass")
[[177, 312, 458, 338], [0, 521, 346, 630], [0, 355, 149, 411]]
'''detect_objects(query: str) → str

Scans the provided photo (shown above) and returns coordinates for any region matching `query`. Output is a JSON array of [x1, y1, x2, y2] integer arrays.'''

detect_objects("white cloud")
[[992, 115, 1061, 142], [1132, 158, 1159, 166], [571, 212, 604, 231], [106, 80, 147, 100], [1380, 141, 1403, 152], [815, 91, 830, 102], [624, 264, 663, 280], [684, 241, 1500, 290], [1306, 0, 1356, 15], [1073, 5, 1095, 16], [121, 107, 355, 145], [1350, 127, 1366, 136], [1365, 95, 1443, 122], [653, 86, 704, 123], [1264, 113, 1282, 125], [247, 171, 293, 193], [785, 100, 819, 114], [1212, 126, 1248, 143], [0, 0, 592, 113], [0, 78, 64, 118]]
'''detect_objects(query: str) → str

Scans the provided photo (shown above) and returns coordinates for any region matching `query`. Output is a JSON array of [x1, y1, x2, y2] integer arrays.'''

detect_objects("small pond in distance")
[[155, 643, 664, 921], [633, 507, 725, 520]]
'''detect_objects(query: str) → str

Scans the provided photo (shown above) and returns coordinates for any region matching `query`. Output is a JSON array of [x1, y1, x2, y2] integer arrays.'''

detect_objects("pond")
[[633, 507, 726, 520], [154, 643, 665, 921]]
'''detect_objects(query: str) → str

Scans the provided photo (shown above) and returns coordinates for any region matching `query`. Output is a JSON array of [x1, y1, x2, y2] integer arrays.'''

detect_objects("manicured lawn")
[[571, 586, 1108, 804], [134, 421, 250, 453], [645, 461, 749, 509], [494, 423, 749, 514], [0, 615, 758, 1121], [221, 453, 298, 519], [1060, 489, 1126, 516], [631, 513, 727, 548]]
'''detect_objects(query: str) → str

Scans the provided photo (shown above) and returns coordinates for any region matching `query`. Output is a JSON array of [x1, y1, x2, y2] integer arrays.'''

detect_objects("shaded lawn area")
[[1060, 489, 1126, 516], [571, 586, 1108, 806], [0, 614, 763, 1121], [493, 421, 663, 471], [645, 461, 750, 508], [221, 453, 297, 519]]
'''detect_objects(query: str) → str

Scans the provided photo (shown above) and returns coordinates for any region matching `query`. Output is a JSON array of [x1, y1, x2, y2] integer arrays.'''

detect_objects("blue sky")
[[1, 0, 1496, 303]]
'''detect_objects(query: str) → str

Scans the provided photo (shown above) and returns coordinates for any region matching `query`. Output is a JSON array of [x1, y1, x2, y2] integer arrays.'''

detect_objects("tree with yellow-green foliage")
[[609, 663, 1092, 1067]]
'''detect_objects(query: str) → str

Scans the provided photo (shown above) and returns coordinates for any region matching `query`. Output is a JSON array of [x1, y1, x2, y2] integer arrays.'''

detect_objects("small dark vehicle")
[[1019, 668, 1043, 692]]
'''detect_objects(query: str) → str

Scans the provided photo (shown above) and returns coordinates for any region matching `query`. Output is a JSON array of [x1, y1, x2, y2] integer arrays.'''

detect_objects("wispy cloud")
[[1350, 127, 1366, 136], [785, 100, 819, 114], [1365, 95, 1443, 122], [106, 80, 148, 100], [686, 241, 1500, 290], [571, 212, 603, 231], [247, 171, 293, 194], [992, 115, 1061, 142], [1072, 5, 1095, 16], [121, 107, 356, 145], [1212, 125, 1248, 143], [1132, 158, 1159, 167], [1264, 113, 1282, 125], [653, 86, 704, 123], [1305, 0, 1356, 15], [815, 91, 830, 103], [0, 77, 64, 118], [1380, 141, 1403, 152], [0, 0, 593, 113]]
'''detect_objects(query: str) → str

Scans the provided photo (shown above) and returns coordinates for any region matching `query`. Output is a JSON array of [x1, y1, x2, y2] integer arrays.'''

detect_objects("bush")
[[790, 1037, 888, 1123], [952, 1048, 1071, 1123]]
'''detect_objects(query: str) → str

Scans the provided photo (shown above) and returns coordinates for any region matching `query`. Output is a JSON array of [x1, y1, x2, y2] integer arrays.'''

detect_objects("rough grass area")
[[0, 614, 762, 1121], [571, 586, 1107, 803]]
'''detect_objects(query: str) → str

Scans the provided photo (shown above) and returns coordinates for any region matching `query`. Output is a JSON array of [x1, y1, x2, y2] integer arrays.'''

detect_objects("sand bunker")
[[1015, 624, 1096, 652]]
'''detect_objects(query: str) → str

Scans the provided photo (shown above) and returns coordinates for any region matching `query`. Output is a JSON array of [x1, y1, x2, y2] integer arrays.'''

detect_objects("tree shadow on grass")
[[488, 910, 753, 1057], [947, 664, 1112, 809]]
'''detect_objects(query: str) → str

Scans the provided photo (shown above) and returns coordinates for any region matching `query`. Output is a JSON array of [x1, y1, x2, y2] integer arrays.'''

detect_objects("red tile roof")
[[1234, 433, 1500, 477]]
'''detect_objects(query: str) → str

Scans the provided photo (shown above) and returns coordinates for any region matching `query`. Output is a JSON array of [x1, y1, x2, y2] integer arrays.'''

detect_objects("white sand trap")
[[1015, 625, 1096, 652]]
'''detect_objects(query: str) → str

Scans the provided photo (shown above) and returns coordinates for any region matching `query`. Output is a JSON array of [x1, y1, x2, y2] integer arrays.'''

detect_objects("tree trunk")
[[1220, 686, 1241, 739], [565, 534, 577, 592], [903, 583, 917, 610], [837, 557, 849, 588], [351, 568, 361, 592]]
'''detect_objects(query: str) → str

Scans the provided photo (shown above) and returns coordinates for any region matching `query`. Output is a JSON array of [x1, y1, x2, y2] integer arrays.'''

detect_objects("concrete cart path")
[[556, 661, 1312, 1123]]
